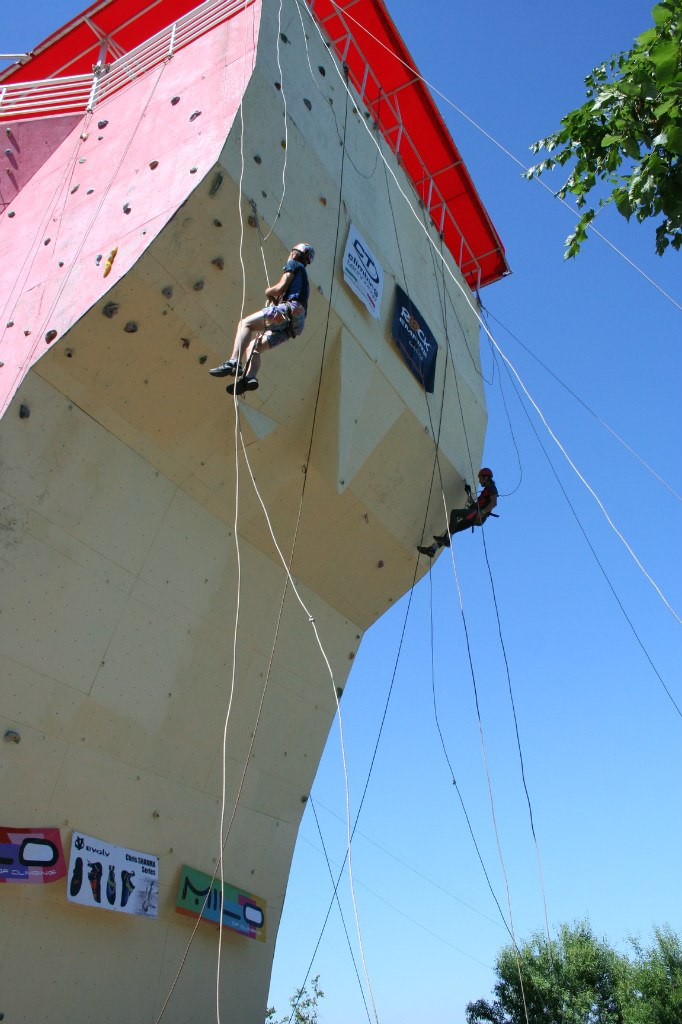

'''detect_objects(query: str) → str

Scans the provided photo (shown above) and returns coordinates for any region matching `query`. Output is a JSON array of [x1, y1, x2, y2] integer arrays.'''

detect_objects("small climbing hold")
[[58, 261, 64, 268], [23, 329, 31, 336], [209, 172, 223, 196], [124, 321, 138, 333], [87, 189, 94, 194], [102, 302, 119, 318], [189, 166, 198, 174], [181, 338, 190, 349], [97, 119, 108, 129], [213, 218, 222, 227], [377, 560, 385, 569], [189, 110, 202, 121], [211, 257, 224, 270], [0, 360, 4, 367], [318, 65, 326, 76], [95, 254, 102, 265], [171, 96, 180, 105], [247, 215, 257, 228], [103, 247, 118, 277], [193, 280, 204, 291], [274, 82, 281, 91], [303, 98, 312, 110], [70, 184, 79, 194], [123, 202, 131, 214], [198, 354, 207, 364], [6, 321, 13, 328], [97, 135, 103, 140], [4, 148, 11, 156], [45, 329, 57, 343], [65, 348, 73, 358], [149, 160, 159, 169], [319, 196, 327, 205], [280, 139, 286, 149], [19, 405, 30, 419], [253, 154, 262, 164], [80, 132, 89, 141], [280, 32, 289, 43], [44, 237, 51, 245], [79, 157, 86, 164], [162, 285, 173, 298], [5, 126, 11, 135]]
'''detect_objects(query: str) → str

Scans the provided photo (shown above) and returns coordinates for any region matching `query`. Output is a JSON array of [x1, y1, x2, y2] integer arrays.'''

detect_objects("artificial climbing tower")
[[0, 0, 507, 1019]]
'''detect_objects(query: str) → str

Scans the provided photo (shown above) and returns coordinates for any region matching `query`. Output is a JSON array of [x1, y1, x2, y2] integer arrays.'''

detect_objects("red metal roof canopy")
[[1, 0, 508, 288]]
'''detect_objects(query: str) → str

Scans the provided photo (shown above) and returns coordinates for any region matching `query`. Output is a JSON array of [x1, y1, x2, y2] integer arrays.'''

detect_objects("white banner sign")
[[342, 224, 384, 320], [67, 831, 158, 918]]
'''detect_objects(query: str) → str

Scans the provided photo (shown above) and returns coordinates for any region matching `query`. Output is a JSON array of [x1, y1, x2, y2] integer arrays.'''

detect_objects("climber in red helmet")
[[209, 243, 315, 395], [418, 468, 498, 557]]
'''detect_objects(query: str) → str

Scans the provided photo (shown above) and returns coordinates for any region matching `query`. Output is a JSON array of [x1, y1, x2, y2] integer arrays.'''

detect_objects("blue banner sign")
[[391, 285, 438, 393]]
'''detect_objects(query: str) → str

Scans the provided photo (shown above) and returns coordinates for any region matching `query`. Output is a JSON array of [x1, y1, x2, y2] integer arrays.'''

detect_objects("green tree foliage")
[[466, 923, 682, 1024], [266, 975, 324, 1024], [527, 1, 682, 257]]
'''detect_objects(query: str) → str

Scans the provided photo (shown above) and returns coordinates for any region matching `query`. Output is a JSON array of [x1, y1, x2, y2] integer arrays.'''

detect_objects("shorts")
[[261, 301, 306, 348]]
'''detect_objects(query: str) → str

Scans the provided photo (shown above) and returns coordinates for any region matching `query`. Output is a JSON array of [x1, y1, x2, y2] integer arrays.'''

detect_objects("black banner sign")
[[391, 286, 438, 393]]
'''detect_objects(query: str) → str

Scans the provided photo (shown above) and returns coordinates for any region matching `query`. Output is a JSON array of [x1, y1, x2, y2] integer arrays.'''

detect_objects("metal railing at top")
[[0, 0, 254, 121]]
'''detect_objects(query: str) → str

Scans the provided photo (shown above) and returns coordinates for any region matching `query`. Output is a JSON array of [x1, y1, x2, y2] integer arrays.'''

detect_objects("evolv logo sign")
[[342, 224, 384, 320]]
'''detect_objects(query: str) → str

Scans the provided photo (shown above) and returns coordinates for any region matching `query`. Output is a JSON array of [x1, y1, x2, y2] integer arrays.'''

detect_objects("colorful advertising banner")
[[391, 285, 438, 393], [0, 827, 66, 884], [175, 864, 266, 942], [67, 832, 158, 918], [342, 223, 384, 319]]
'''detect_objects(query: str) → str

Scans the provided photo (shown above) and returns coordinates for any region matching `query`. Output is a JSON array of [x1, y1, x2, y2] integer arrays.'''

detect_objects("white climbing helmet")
[[293, 242, 315, 265]]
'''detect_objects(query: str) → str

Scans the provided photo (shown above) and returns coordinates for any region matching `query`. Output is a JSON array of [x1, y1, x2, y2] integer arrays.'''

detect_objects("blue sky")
[[4, 2, 681, 1022]]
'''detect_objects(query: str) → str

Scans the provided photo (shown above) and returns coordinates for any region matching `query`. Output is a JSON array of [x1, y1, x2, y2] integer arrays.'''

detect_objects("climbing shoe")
[[209, 359, 241, 378], [121, 870, 136, 908], [88, 861, 103, 903], [69, 856, 83, 897], [433, 532, 450, 548], [417, 543, 437, 557], [106, 864, 116, 906], [226, 376, 259, 396]]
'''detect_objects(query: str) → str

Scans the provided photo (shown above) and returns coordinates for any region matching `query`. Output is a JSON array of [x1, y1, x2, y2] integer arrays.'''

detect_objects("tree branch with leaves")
[[528, 0, 682, 257]]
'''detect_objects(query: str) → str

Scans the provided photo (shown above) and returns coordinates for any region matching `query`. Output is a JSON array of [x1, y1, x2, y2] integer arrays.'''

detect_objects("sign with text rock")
[[391, 285, 438, 393]]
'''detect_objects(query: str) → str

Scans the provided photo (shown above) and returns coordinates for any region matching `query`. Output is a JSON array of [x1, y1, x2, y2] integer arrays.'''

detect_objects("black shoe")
[[209, 359, 241, 378], [70, 856, 83, 897], [418, 544, 437, 557], [433, 533, 450, 548], [226, 376, 259, 396]]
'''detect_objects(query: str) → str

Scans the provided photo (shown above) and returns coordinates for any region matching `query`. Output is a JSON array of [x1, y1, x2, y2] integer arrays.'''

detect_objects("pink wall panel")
[[0, 0, 261, 416]]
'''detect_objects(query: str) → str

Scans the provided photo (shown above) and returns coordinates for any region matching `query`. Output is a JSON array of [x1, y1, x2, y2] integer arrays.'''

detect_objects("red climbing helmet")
[[478, 467, 493, 479], [293, 243, 315, 265]]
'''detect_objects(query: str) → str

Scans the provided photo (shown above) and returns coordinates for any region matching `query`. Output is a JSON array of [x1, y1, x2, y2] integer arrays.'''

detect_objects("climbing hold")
[[181, 338, 190, 349], [70, 184, 79, 193], [45, 329, 57, 343], [19, 405, 30, 419], [319, 196, 327, 205], [213, 218, 222, 227], [193, 280, 204, 291], [280, 32, 289, 43], [123, 202, 131, 214], [189, 166, 198, 173], [124, 321, 138, 333], [303, 98, 312, 111], [253, 154, 262, 164], [80, 132, 89, 141], [103, 247, 118, 277], [198, 354, 207, 364], [23, 329, 31, 336], [87, 189, 94, 194], [171, 96, 180, 105], [65, 348, 73, 358], [280, 139, 286, 149], [4, 148, 11, 156], [58, 261, 64, 268], [189, 110, 201, 121], [5, 126, 11, 135], [97, 119, 108, 129], [274, 82, 281, 91], [318, 65, 326, 76], [0, 360, 4, 367], [6, 321, 13, 328], [209, 172, 223, 196], [211, 257, 224, 270], [247, 215, 257, 228], [162, 285, 173, 298], [377, 560, 384, 568], [44, 237, 51, 245], [102, 302, 119, 318], [78, 157, 86, 164], [97, 135, 103, 140], [95, 254, 102, 265], [149, 160, 159, 169]]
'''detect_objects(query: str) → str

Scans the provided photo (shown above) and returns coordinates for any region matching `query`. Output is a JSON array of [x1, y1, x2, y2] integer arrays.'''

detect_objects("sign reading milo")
[[175, 864, 266, 942]]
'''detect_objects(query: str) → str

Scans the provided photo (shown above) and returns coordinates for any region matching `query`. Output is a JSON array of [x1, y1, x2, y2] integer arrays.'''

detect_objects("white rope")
[[325, 0, 682, 315], [260, 0, 289, 242], [237, 428, 381, 1024]]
